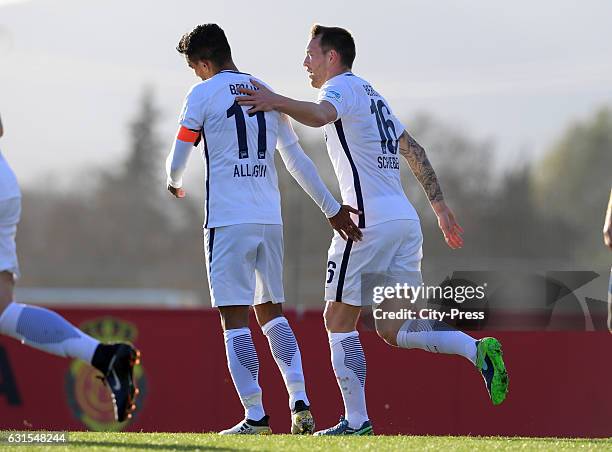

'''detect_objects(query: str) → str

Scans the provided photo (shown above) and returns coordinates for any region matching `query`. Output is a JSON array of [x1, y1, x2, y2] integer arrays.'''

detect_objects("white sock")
[[0, 302, 99, 362], [223, 328, 265, 421], [329, 331, 368, 429], [261, 316, 309, 410], [396, 319, 477, 364]]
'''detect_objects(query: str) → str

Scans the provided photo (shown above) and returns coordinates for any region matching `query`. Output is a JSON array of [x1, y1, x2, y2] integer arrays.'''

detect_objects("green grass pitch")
[[2, 432, 611, 451]]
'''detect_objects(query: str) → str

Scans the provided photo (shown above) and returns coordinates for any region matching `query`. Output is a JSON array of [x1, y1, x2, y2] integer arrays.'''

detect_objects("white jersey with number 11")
[[179, 70, 298, 228]]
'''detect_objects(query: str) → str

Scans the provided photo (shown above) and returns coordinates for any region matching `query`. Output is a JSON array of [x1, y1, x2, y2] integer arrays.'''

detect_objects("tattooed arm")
[[398, 130, 464, 249], [398, 130, 444, 204]]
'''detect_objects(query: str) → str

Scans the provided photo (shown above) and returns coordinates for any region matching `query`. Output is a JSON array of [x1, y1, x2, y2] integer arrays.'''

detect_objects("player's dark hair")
[[176, 24, 232, 67], [310, 24, 356, 69]]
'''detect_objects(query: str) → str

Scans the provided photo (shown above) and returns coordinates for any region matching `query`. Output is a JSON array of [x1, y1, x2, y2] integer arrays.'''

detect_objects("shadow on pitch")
[[66, 441, 240, 451]]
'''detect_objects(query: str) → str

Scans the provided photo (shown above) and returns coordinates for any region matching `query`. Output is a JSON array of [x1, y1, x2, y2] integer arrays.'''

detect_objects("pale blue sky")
[[1, 0, 611, 187]]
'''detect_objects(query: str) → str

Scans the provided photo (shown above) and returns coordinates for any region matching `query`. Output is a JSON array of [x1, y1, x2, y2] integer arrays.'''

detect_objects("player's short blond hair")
[[310, 24, 356, 69]]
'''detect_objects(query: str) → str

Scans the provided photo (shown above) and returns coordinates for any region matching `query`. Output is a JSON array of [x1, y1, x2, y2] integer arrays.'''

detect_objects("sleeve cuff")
[[166, 177, 182, 189], [324, 200, 342, 219]]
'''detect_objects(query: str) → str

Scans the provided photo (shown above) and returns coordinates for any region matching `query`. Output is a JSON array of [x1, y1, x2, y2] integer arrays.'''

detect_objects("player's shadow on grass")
[[67, 441, 240, 451]]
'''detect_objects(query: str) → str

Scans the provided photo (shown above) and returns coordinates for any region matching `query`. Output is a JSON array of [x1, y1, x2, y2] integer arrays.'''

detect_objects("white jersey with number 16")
[[317, 72, 418, 228]]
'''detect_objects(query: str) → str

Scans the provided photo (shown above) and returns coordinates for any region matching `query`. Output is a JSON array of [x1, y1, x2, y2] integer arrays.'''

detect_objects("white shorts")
[[325, 219, 423, 306], [204, 224, 285, 308], [0, 196, 21, 279]]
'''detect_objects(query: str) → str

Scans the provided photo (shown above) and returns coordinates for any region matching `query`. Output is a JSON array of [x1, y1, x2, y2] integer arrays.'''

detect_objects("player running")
[[237, 24, 509, 435], [0, 113, 140, 423], [166, 24, 360, 435]]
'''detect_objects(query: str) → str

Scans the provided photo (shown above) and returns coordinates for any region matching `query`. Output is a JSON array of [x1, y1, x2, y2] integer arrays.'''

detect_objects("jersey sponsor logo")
[[65, 317, 146, 432], [233, 163, 267, 178], [324, 90, 343, 103]]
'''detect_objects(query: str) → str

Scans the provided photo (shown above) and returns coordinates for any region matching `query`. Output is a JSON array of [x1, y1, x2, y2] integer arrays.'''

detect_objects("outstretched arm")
[[398, 130, 443, 204], [277, 114, 362, 241], [279, 142, 362, 242], [398, 130, 463, 249], [236, 80, 337, 127], [278, 141, 341, 218]]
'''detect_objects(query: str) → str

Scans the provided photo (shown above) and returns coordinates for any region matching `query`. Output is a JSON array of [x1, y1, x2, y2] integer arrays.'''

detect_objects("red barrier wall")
[[0, 308, 611, 437]]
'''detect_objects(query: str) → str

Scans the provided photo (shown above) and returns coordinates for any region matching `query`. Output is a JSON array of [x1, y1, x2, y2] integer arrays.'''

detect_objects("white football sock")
[[329, 331, 368, 429], [261, 316, 309, 410], [223, 328, 265, 421], [0, 302, 99, 362], [396, 319, 477, 364]]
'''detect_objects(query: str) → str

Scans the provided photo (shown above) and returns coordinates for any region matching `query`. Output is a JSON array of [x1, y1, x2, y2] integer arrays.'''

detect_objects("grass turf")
[[2, 432, 611, 451]]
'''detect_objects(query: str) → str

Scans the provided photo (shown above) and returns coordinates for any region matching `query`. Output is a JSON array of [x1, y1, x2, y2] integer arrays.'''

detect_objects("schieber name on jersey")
[[316, 72, 419, 228], [378, 155, 399, 170], [179, 70, 299, 228]]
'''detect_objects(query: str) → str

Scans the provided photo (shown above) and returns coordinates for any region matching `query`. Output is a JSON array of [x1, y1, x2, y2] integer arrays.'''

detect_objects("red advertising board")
[[0, 308, 611, 437]]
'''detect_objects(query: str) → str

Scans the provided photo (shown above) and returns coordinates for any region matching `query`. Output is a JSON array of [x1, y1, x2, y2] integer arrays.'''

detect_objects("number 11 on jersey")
[[226, 101, 267, 159]]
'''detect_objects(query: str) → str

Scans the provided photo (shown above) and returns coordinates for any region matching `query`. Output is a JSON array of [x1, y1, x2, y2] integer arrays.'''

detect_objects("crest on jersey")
[[65, 316, 146, 431]]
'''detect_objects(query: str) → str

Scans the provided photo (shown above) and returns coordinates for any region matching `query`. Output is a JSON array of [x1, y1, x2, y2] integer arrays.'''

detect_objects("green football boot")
[[476, 337, 509, 405]]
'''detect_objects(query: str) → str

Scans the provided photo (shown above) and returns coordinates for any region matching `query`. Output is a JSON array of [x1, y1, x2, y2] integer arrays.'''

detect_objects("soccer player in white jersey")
[[237, 24, 510, 435], [0, 113, 140, 422], [166, 24, 361, 435]]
